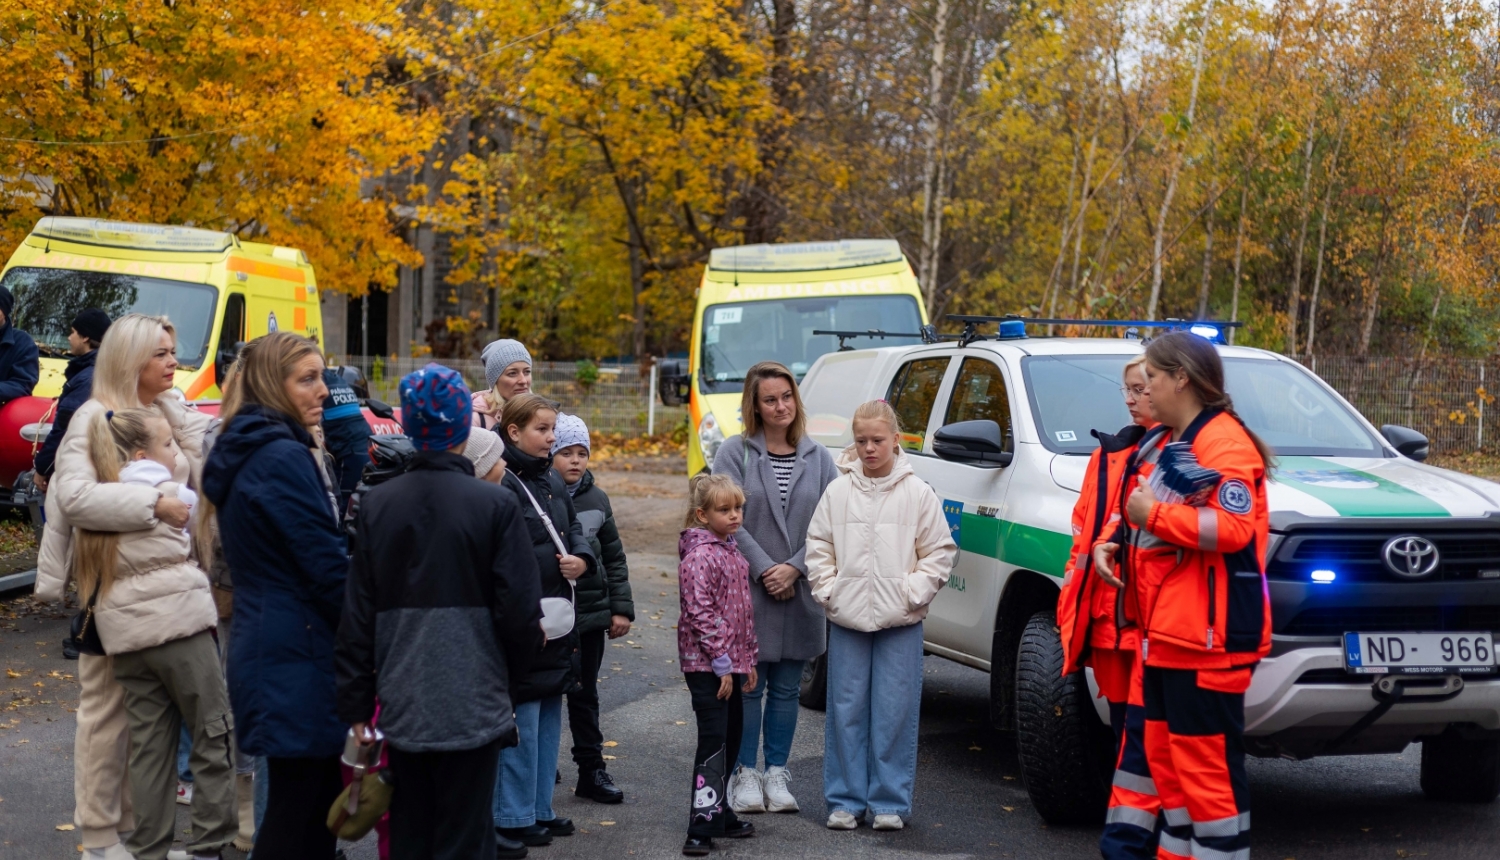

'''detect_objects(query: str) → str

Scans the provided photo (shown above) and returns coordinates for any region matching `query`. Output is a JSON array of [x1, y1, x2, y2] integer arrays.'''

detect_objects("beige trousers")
[[74, 653, 134, 849]]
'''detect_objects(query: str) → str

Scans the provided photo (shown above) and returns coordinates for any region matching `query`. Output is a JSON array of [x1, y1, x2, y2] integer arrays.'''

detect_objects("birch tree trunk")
[[1228, 184, 1248, 345], [1286, 114, 1318, 355], [918, 0, 952, 311], [1146, 0, 1217, 321], [1196, 185, 1216, 319]]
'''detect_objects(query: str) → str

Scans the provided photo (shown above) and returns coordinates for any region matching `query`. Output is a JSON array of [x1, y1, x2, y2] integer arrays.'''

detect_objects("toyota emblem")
[[1382, 535, 1440, 578]]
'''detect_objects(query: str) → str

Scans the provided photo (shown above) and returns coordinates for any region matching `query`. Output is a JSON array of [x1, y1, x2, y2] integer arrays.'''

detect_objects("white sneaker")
[[826, 810, 859, 830], [762, 765, 799, 813], [82, 844, 132, 860], [872, 814, 904, 831], [728, 765, 765, 814], [165, 851, 190, 860], [175, 780, 193, 806]]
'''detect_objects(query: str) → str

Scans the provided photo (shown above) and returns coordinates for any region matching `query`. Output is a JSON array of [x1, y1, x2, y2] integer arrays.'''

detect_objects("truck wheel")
[[799, 652, 828, 711], [1015, 609, 1115, 825], [1421, 732, 1500, 803]]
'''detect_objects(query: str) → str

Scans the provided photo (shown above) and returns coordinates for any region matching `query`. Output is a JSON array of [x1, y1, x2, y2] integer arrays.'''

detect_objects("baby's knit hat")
[[482, 339, 533, 388], [551, 413, 591, 456], [399, 363, 472, 451], [462, 428, 505, 477]]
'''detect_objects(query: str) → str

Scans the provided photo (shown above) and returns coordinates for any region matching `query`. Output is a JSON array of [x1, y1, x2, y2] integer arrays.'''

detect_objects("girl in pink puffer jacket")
[[678, 474, 759, 856]]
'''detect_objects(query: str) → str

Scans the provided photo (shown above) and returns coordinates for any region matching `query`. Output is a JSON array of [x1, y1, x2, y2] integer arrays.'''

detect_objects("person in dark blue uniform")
[[321, 366, 373, 515], [33, 308, 111, 492], [0, 285, 40, 408]]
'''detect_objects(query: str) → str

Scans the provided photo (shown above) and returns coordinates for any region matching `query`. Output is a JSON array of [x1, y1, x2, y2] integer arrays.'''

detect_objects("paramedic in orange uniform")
[[1094, 331, 1273, 860], [1057, 355, 1155, 740]]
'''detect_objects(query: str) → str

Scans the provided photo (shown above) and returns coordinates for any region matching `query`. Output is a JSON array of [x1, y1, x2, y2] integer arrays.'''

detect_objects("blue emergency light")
[[1310, 569, 1337, 583]]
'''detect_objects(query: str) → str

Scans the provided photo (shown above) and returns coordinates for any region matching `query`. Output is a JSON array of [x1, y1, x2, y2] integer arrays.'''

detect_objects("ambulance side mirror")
[[657, 358, 690, 407], [215, 341, 245, 386], [933, 420, 1013, 468], [1381, 424, 1429, 462]]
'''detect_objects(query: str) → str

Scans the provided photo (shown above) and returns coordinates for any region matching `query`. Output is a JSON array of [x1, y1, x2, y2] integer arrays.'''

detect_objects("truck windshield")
[[1, 266, 218, 368], [1022, 354, 1385, 458], [700, 295, 922, 393]]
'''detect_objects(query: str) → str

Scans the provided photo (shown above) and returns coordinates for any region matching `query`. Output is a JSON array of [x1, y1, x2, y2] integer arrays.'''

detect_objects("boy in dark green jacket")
[[552, 414, 635, 803]]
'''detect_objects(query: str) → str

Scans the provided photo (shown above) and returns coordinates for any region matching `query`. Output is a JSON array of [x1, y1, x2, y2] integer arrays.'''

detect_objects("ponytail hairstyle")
[[195, 332, 324, 563], [684, 473, 746, 529], [851, 399, 902, 437], [1144, 331, 1277, 470], [72, 408, 167, 598]]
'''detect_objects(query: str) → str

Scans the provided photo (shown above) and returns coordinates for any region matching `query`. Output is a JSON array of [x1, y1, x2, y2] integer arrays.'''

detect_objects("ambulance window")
[[885, 357, 948, 452], [945, 358, 1012, 440]]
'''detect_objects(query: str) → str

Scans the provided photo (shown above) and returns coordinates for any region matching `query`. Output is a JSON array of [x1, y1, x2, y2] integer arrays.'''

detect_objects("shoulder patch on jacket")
[[1218, 479, 1252, 514]]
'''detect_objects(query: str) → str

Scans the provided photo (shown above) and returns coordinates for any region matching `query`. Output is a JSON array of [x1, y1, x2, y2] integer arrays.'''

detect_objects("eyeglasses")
[[1120, 386, 1149, 398]]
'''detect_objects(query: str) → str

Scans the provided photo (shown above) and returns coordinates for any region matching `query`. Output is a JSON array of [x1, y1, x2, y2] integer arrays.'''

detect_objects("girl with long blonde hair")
[[33, 313, 219, 860]]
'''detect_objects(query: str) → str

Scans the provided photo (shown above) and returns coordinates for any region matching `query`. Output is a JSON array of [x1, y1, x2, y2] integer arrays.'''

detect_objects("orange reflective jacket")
[[1111, 409, 1271, 671], [1058, 425, 1149, 676]]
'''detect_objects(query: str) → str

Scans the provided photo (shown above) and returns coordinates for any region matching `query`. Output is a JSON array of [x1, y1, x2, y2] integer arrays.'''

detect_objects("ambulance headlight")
[[698, 412, 725, 465]]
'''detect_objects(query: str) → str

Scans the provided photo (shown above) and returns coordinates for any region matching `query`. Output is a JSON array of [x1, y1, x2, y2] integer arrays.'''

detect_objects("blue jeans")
[[823, 622, 924, 819], [738, 659, 803, 770], [494, 696, 562, 828]]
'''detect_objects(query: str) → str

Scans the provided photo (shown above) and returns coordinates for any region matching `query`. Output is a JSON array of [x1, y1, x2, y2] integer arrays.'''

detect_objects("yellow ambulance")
[[660, 239, 929, 475], [0, 216, 325, 400]]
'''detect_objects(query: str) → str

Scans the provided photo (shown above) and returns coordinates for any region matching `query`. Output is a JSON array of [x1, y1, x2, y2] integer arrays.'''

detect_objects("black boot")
[[497, 824, 553, 847], [495, 831, 529, 859], [537, 816, 575, 836], [577, 767, 625, 804], [682, 835, 715, 856]]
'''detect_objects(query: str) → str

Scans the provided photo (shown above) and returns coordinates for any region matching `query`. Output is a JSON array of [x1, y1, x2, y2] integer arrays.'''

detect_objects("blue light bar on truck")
[[945, 315, 1244, 345]]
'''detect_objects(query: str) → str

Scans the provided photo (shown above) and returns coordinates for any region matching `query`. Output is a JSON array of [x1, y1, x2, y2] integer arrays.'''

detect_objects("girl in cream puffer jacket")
[[805, 400, 955, 830]]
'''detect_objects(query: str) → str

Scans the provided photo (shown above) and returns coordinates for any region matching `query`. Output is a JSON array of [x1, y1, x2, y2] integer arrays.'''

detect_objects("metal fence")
[[1300, 356, 1493, 456], [334, 357, 688, 437]]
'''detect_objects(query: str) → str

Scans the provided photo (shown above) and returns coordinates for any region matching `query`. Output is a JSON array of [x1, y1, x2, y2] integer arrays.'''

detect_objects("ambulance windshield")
[[1023, 355, 1386, 458], [699, 295, 922, 393], [1, 266, 218, 368]]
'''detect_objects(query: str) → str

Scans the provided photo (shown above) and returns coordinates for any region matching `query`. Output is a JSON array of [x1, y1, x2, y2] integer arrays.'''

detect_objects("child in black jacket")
[[552, 413, 635, 803]]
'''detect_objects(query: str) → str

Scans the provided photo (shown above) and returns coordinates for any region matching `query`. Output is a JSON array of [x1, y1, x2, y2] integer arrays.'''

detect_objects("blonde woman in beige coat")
[[35, 314, 215, 860]]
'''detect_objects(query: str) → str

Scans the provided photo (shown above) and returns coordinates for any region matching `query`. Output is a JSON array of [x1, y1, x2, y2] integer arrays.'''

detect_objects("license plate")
[[1343, 631, 1497, 675]]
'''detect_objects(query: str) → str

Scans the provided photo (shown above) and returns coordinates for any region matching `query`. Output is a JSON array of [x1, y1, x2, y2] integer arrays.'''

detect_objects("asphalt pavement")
[[4, 469, 1500, 858]]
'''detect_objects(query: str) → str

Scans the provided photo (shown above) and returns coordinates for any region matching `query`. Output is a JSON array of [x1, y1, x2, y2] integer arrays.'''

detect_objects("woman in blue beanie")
[[475, 339, 532, 429]]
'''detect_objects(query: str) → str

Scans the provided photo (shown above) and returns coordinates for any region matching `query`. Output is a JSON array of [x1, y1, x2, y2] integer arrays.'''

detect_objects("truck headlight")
[[698, 412, 725, 465]]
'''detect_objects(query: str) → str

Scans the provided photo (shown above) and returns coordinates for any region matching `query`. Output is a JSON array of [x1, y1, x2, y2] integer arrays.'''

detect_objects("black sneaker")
[[495, 831, 529, 860], [497, 824, 553, 847], [723, 820, 755, 839], [682, 835, 714, 856], [576, 768, 625, 804], [537, 817, 575, 836]]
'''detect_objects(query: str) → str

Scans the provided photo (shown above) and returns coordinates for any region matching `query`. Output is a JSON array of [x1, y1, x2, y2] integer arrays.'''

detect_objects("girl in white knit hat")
[[474, 339, 532, 429]]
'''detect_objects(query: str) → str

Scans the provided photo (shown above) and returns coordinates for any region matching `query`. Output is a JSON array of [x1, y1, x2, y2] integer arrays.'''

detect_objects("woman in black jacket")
[[494, 393, 597, 847]]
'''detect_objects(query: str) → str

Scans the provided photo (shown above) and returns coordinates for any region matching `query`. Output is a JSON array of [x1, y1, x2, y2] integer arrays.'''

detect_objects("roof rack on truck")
[[945, 314, 1244, 347], [811, 325, 940, 351]]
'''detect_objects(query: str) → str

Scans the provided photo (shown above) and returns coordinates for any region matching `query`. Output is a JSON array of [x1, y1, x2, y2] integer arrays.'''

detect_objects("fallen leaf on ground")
[[602, 755, 616, 761], [1001, 806, 1014, 812], [968, 745, 982, 751], [603, 741, 619, 747], [600, 821, 616, 826], [5, 669, 20, 678], [56, 823, 75, 831]]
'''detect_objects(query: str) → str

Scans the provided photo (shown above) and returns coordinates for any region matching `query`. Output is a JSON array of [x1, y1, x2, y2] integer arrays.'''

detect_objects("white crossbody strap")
[[516, 479, 570, 557]]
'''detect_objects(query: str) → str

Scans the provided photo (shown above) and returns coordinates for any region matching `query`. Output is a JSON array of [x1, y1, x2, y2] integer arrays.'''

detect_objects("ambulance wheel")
[[1015, 609, 1115, 825], [1421, 732, 1500, 802], [799, 652, 828, 711]]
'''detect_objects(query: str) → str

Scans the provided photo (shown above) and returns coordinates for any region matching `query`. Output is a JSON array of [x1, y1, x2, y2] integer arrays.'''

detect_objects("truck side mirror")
[[215, 340, 245, 386], [657, 358, 690, 407], [933, 420, 1013, 468], [364, 398, 396, 420], [1381, 424, 1429, 462]]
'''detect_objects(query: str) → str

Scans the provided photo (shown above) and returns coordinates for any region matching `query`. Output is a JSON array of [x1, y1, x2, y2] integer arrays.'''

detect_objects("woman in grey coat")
[[713, 361, 838, 816]]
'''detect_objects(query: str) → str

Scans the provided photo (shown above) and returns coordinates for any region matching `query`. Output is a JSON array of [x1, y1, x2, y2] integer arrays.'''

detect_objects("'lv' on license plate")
[[1344, 631, 1497, 675]]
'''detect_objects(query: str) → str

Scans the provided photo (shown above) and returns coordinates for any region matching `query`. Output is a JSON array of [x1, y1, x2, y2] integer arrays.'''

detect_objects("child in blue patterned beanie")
[[399, 363, 472, 451]]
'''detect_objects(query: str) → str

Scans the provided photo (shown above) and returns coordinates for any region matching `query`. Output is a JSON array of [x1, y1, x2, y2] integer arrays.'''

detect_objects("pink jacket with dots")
[[677, 528, 759, 675]]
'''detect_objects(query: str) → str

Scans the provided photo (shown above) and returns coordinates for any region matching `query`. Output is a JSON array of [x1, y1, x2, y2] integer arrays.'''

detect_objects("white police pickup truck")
[[796, 322, 1500, 824]]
